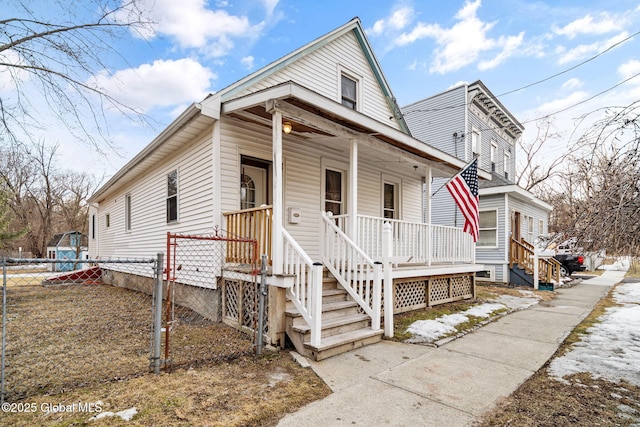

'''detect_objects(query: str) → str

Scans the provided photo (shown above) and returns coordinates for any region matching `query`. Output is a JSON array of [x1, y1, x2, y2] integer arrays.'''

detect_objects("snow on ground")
[[548, 281, 640, 386], [405, 292, 540, 344]]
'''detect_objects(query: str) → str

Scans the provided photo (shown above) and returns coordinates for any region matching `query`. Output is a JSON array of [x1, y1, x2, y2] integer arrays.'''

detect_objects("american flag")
[[446, 158, 479, 242]]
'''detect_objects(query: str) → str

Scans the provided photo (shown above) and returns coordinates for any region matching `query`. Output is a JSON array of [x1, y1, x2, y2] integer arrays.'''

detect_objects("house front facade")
[[88, 19, 489, 360], [403, 81, 555, 286]]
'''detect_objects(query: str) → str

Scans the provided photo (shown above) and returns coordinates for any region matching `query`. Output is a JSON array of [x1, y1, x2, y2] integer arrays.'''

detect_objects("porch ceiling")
[[222, 82, 491, 180]]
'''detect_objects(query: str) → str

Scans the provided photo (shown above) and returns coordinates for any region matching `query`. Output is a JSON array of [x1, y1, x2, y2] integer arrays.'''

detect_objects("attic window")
[[341, 74, 357, 110]]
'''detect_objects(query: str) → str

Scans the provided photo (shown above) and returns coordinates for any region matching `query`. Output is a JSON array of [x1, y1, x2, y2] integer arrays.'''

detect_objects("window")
[[383, 182, 397, 219], [105, 213, 110, 228], [471, 129, 480, 156], [490, 142, 497, 172], [91, 214, 96, 239], [341, 74, 357, 110], [504, 150, 511, 180], [167, 170, 178, 223], [527, 216, 534, 242], [125, 194, 132, 231], [478, 210, 498, 247], [240, 173, 256, 210], [539, 219, 544, 236], [325, 169, 343, 215]]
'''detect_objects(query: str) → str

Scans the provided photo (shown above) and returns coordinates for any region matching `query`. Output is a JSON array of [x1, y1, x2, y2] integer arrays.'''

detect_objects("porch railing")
[[510, 237, 561, 285], [335, 214, 475, 265], [321, 212, 381, 330], [282, 228, 323, 347], [223, 205, 272, 265]]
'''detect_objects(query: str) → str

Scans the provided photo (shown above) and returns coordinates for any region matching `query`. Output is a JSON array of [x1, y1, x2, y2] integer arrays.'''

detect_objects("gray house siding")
[[477, 194, 508, 282], [402, 86, 466, 158]]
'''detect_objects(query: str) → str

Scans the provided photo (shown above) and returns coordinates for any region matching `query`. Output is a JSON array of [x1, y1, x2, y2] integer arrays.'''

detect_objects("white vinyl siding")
[[232, 32, 399, 130], [90, 129, 214, 259]]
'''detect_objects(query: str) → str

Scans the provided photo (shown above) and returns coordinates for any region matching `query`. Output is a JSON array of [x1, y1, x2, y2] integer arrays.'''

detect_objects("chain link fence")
[[1, 258, 157, 404], [2, 234, 270, 405]]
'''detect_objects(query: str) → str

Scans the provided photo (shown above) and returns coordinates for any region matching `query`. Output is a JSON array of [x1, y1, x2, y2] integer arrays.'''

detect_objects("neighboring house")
[[46, 231, 88, 271], [403, 81, 557, 287], [88, 18, 489, 360]]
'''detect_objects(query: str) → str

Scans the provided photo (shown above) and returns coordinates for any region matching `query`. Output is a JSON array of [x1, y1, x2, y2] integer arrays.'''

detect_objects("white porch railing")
[[321, 212, 381, 330], [281, 228, 323, 347], [335, 214, 475, 265]]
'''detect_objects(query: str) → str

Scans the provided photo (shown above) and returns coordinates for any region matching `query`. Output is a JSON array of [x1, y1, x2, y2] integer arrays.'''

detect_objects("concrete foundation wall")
[[102, 269, 222, 322]]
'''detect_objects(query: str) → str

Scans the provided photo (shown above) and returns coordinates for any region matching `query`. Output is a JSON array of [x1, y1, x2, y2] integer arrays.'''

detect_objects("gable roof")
[[208, 17, 410, 134]]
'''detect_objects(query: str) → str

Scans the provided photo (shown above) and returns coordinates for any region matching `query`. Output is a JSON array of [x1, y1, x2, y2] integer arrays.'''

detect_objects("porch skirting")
[[389, 273, 475, 314]]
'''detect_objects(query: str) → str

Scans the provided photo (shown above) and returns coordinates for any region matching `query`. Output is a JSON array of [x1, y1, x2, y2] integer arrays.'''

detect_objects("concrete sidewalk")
[[277, 270, 626, 427]]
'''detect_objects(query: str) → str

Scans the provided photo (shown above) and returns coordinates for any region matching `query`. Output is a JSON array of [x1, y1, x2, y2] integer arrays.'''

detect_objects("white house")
[[88, 18, 489, 360], [403, 81, 558, 287]]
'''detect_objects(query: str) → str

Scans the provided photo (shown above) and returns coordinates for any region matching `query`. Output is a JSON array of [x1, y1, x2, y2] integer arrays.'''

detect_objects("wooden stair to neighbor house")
[[285, 274, 383, 361], [509, 238, 561, 288]]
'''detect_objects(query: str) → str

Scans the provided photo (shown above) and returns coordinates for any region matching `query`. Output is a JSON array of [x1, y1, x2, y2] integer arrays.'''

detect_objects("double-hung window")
[[167, 170, 178, 223], [341, 74, 357, 110], [478, 210, 498, 247]]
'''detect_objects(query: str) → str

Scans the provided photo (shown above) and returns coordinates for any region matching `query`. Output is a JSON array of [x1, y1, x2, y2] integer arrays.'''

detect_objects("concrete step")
[[303, 328, 384, 361]]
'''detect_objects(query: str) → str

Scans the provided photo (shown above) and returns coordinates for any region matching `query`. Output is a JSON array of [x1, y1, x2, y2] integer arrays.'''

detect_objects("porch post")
[[382, 222, 394, 338], [348, 139, 358, 242], [425, 165, 432, 266], [272, 110, 284, 274]]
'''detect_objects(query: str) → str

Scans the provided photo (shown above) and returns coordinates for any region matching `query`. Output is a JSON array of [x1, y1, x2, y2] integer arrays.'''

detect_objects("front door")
[[241, 164, 268, 209], [512, 211, 521, 241]]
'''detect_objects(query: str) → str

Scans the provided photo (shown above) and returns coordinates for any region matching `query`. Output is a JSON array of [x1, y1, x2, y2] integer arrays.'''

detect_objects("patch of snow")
[[405, 293, 540, 344], [89, 407, 137, 422], [599, 258, 631, 271], [548, 282, 640, 387]]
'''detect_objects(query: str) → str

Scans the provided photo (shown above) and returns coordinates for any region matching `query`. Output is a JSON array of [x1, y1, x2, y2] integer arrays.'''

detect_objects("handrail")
[[321, 212, 381, 330], [281, 228, 323, 347], [512, 237, 561, 285]]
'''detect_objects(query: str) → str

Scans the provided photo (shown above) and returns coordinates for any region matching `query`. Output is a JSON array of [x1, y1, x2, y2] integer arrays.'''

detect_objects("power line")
[[400, 30, 640, 119]]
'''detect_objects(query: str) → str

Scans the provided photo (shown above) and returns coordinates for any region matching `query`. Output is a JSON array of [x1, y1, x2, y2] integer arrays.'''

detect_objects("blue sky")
[[4, 0, 640, 177]]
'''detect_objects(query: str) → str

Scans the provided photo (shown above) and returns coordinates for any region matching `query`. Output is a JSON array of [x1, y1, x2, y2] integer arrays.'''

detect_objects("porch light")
[[283, 122, 292, 134]]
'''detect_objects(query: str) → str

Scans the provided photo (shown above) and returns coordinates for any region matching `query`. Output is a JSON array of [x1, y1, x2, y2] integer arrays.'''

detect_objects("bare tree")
[[0, 0, 152, 150], [545, 103, 640, 255], [516, 117, 570, 192]]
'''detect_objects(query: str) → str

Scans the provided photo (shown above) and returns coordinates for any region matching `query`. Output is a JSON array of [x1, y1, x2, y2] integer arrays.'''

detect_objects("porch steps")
[[285, 276, 383, 361]]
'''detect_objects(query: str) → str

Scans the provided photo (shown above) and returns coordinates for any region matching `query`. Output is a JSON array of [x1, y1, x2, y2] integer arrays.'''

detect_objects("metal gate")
[[163, 231, 264, 370]]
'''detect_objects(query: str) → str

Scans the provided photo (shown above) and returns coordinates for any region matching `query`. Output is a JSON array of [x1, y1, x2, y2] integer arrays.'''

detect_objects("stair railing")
[[282, 228, 323, 347], [321, 212, 381, 330]]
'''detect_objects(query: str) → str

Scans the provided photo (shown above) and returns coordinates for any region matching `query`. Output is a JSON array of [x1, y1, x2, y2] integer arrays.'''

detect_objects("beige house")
[[88, 18, 490, 360]]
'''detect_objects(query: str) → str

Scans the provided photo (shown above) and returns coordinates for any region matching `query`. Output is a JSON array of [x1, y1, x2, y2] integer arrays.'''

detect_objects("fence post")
[[1, 258, 6, 404], [310, 262, 323, 347], [382, 222, 394, 338], [152, 253, 164, 374], [256, 254, 267, 355]]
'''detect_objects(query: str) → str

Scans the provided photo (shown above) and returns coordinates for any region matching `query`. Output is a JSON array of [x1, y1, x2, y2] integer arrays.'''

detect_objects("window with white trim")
[[504, 149, 511, 180], [167, 170, 178, 223], [105, 213, 110, 228], [539, 219, 545, 236], [340, 74, 357, 110], [383, 182, 398, 219], [527, 215, 534, 242], [478, 210, 498, 247], [125, 194, 132, 231], [472, 129, 480, 157], [490, 141, 497, 172], [325, 168, 344, 215], [91, 214, 96, 239]]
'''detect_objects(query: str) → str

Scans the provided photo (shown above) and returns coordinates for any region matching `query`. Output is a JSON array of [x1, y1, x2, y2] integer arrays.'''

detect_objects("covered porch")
[[217, 81, 488, 359]]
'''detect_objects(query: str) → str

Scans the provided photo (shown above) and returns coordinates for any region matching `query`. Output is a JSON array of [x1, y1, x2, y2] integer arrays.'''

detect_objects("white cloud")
[[241, 55, 255, 70], [535, 90, 589, 115], [552, 13, 621, 39], [618, 59, 640, 80], [367, 5, 413, 36], [561, 78, 583, 91], [125, 0, 264, 56], [88, 58, 216, 113], [262, 0, 279, 16], [392, 0, 523, 74], [0, 49, 28, 92], [557, 31, 630, 65]]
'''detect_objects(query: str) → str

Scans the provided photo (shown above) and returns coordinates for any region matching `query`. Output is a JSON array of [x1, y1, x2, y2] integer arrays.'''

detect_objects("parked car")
[[554, 253, 587, 276]]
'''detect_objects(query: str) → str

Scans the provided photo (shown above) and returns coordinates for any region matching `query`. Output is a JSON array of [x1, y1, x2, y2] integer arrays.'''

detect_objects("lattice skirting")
[[221, 277, 269, 338], [391, 274, 475, 314]]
